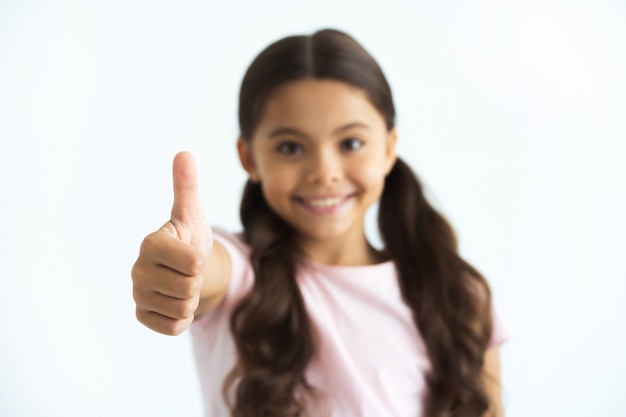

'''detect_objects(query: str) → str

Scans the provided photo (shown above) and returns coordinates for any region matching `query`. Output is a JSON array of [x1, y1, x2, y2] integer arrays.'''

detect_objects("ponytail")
[[380, 158, 493, 416], [224, 181, 316, 417]]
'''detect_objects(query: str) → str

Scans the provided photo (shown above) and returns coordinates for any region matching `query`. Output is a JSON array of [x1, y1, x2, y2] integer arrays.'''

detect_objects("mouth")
[[294, 193, 355, 214]]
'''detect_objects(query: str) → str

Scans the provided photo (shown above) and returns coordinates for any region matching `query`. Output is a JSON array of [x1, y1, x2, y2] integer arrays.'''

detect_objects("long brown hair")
[[225, 28, 493, 417]]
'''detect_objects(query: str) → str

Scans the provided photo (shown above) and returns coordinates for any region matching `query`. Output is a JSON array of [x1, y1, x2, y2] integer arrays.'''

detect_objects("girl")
[[132, 29, 509, 417]]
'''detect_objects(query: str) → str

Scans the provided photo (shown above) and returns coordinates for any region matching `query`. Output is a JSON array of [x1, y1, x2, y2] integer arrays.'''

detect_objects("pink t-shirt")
[[191, 229, 510, 417]]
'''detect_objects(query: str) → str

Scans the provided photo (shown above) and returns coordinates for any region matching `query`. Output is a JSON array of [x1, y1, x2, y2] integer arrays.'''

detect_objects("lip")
[[293, 193, 355, 215]]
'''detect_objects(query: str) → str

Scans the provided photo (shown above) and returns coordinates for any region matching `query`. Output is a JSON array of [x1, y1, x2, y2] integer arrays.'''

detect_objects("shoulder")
[[489, 303, 512, 348], [212, 227, 249, 256]]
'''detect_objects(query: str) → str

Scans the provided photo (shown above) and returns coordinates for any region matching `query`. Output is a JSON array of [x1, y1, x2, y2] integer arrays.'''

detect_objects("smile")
[[294, 194, 354, 214], [306, 197, 344, 208]]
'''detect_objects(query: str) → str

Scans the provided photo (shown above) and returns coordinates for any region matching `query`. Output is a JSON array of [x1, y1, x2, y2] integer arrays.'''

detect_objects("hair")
[[225, 28, 494, 417]]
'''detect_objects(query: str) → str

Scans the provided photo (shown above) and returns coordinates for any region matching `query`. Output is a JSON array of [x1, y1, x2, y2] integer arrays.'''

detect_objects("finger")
[[134, 288, 199, 321], [147, 266, 203, 300], [131, 259, 201, 300], [171, 151, 203, 224], [136, 309, 194, 336], [140, 229, 206, 276]]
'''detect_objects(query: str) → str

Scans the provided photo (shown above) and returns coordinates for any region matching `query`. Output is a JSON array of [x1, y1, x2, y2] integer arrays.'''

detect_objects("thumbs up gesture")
[[132, 152, 216, 335]]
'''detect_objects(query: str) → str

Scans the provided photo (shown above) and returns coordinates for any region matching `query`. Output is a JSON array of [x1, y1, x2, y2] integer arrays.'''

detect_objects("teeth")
[[307, 197, 342, 208]]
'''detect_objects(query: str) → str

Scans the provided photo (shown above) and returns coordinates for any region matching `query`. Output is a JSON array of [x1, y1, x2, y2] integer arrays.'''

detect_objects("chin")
[[295, 224, 352, 244]]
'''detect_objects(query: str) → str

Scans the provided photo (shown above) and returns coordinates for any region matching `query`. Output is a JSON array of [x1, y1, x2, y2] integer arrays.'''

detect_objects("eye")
[[276, 141, 303, 155], [340, 138, 364, 151]]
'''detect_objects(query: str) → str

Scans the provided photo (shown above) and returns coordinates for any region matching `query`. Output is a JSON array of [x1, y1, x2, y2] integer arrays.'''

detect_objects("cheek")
[[259, 165, 297, 197], [352, 156, 388, 191]]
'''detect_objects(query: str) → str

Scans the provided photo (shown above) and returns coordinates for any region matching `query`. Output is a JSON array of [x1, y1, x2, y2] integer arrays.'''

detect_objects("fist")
[[132, 152, 213, 335]]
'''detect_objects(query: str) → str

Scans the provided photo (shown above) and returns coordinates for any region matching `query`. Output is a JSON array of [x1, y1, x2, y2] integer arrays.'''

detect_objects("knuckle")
[[186, 298, 200, 316], [191, 277, 203, 295], [165, 318, 191, 336], [135, 308, 150, 326], [174, 299, 197, 320], [132, 287, 150, 308], [166, 325, 181, 336], [132, 287, 140, 304], [186, 252, 205, 276], [139, 236, 152, 253], [131, 271, 151, 296], [130, 262, 145, 284], [140, 231, 160, 253], [180, 277, 201, 299], [136, 308, 187, 336]]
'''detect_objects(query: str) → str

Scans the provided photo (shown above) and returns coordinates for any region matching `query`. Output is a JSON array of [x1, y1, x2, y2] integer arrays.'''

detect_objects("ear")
[[384, 128, 398, 175], [237, 138, 260, 182]]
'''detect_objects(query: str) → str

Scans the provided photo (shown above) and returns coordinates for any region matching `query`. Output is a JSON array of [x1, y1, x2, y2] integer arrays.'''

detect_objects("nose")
[[306, 148, 342, 185]]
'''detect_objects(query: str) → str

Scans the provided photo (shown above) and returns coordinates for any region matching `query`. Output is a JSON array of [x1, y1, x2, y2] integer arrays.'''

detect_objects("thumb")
[[171, 151, 203, 225]]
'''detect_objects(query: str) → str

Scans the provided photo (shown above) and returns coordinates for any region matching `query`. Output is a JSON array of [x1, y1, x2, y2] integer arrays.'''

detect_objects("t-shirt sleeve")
[[191, 227, 254, 330], [488, 303, 512, 348]]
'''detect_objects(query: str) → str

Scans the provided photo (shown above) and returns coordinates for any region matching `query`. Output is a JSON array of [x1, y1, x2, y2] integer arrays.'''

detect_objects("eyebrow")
[[268, 122, 370, 139]]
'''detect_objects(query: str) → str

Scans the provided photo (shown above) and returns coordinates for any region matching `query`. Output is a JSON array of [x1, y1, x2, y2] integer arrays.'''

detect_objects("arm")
[[482, 347, 504, 417], [195, 239, 231, 316]]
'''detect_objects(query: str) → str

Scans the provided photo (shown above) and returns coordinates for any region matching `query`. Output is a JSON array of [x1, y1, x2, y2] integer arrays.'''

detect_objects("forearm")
[[195, 240, 232, 317]]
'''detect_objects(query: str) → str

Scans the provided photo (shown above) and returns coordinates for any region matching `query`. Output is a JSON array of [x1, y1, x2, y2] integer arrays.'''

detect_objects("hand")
[[132, 152, 213, 335]]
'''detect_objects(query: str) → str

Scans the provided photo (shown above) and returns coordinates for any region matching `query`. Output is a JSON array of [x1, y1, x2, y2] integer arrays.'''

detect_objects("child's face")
[[238, 79, 397, 247]]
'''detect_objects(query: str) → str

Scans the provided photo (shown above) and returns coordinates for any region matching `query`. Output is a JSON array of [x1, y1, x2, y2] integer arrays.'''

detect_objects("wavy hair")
[[225, 29, 494, 417]]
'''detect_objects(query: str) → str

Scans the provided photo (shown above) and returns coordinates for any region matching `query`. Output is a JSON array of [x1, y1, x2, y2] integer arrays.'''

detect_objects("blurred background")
[[1, 0, 624, 415]]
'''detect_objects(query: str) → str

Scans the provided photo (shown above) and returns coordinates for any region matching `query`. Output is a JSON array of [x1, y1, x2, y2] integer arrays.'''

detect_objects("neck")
[[295, 229, 387, 266]]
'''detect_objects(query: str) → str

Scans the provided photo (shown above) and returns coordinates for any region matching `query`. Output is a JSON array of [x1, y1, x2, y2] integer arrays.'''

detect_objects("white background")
[[1, 0, 625, 416]]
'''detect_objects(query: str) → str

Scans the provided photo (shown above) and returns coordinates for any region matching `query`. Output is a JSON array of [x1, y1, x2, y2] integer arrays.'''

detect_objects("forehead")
[[254, 79, 386, 137]]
